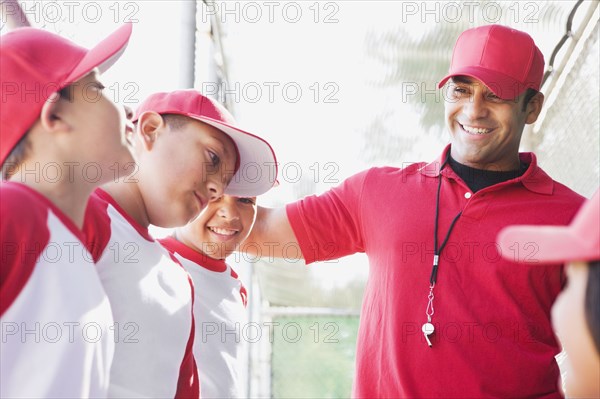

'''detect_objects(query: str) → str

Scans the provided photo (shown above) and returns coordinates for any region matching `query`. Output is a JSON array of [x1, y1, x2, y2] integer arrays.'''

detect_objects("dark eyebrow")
[[206, 135, 227, 157], [450, 76, 475, 85], [86, 68, 100, 81]]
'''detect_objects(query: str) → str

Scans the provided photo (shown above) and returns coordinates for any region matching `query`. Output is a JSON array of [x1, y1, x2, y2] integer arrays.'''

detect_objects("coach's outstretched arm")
[[243, 205, 304, 259]]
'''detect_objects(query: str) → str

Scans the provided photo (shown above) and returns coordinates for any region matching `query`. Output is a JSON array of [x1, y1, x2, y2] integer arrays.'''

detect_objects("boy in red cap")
[[244, 25, 585, 397], [0, 24, 133, 397], [160, 194, 259, 398], [83, 89, 277, 397], [498, 190, 600, 398]]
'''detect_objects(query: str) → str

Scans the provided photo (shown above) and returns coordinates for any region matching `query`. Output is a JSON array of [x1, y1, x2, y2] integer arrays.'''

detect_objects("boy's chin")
[[111, 155, 136, 180], [152, 210, 197, 229], [211, 244, 239, 261]]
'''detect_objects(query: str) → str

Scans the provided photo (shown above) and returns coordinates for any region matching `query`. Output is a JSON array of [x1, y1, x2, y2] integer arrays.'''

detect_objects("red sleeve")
[[175, 268, 200, 399], [0, 185, 49, 316], [285, 168, 370, 264], [82, 192, 111, 263]]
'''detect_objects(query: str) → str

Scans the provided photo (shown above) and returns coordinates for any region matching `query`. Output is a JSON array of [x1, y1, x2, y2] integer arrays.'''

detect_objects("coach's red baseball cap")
[[133, 90, 278, 197], [438, 24, 544, 100], [498, 190, 600, 264], [0, 23, 133, 165]]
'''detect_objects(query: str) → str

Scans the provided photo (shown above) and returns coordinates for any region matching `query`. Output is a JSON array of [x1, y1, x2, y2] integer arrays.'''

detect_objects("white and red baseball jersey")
[[160, 236, 248, 399], [0, 182, 114, 398], [83, 189, 199, 398]]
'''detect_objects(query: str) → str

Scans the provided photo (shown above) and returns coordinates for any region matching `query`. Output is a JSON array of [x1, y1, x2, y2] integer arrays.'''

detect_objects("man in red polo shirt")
[[245, 25, 585, 397]]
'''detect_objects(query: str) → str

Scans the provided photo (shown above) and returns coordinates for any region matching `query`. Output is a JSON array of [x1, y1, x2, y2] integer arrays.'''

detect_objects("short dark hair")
[[162, 114, 191, 130], [521, 88, 539, 112], [1, 86, 72, 180], [585, 260, 600, 353], [1, 134, 30, 180], [57, 85, 74, 102]]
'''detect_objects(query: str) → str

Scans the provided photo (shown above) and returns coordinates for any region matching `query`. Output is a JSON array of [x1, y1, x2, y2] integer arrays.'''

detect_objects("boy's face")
[[60, 70, 133, 181], [552, 262, 600, 398], [135, 118, 238, 228], [444, 76, 542, 171], [178, 195, 257, 260]]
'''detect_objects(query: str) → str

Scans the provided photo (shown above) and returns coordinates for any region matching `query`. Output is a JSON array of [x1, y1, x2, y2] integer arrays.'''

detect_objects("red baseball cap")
[[0, 23, 133, 165], [498, 190, 600, 264], [438, 24, 544, 100], [133, 90, 278, 197]]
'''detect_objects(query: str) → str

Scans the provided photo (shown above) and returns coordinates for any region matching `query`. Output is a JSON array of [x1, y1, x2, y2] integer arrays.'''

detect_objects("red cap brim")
[[439, 66, 530, 100], [65, 23, 132, 83]]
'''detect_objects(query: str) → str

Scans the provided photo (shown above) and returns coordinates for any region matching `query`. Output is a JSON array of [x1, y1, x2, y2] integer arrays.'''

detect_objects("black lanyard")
[[430, 162, 463, 285], [422, 155, 464, 347]]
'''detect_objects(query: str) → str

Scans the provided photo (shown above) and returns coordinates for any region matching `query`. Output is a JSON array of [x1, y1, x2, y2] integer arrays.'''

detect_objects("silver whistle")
[[422, 322, 434, 347]]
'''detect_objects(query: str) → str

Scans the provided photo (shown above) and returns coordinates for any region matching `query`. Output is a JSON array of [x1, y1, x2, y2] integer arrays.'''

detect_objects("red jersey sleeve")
[[286, 168, 370, 264], [0, 184, 49, 315], [82, 191, 112, 263]]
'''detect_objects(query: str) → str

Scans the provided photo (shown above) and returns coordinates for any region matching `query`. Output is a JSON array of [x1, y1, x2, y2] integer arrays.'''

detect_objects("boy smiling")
[[160, 194, 258, 398]]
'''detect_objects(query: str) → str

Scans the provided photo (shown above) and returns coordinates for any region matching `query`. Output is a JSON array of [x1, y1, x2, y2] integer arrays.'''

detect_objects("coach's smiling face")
[[444, 76, 544, 171]]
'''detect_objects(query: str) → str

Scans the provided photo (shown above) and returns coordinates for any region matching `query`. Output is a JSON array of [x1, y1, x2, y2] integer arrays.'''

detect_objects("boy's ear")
[[136, 111, 165, 151], [525, 92, 545, 125], [39, 92, 71, 133]]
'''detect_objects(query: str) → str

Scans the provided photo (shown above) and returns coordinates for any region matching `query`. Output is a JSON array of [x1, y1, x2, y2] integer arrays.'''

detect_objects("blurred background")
[[2, 1, 598, 397]]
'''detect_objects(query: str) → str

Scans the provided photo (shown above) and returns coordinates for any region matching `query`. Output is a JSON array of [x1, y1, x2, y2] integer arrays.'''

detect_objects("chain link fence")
[[531, 18, 599, 197]]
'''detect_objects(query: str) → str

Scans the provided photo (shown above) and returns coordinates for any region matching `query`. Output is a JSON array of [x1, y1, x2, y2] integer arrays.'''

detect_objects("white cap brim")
[[197, 116, 278, 197]]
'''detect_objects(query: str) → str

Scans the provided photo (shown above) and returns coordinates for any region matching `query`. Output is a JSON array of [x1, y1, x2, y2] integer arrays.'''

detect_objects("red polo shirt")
[[286, 146, 584, 398]]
